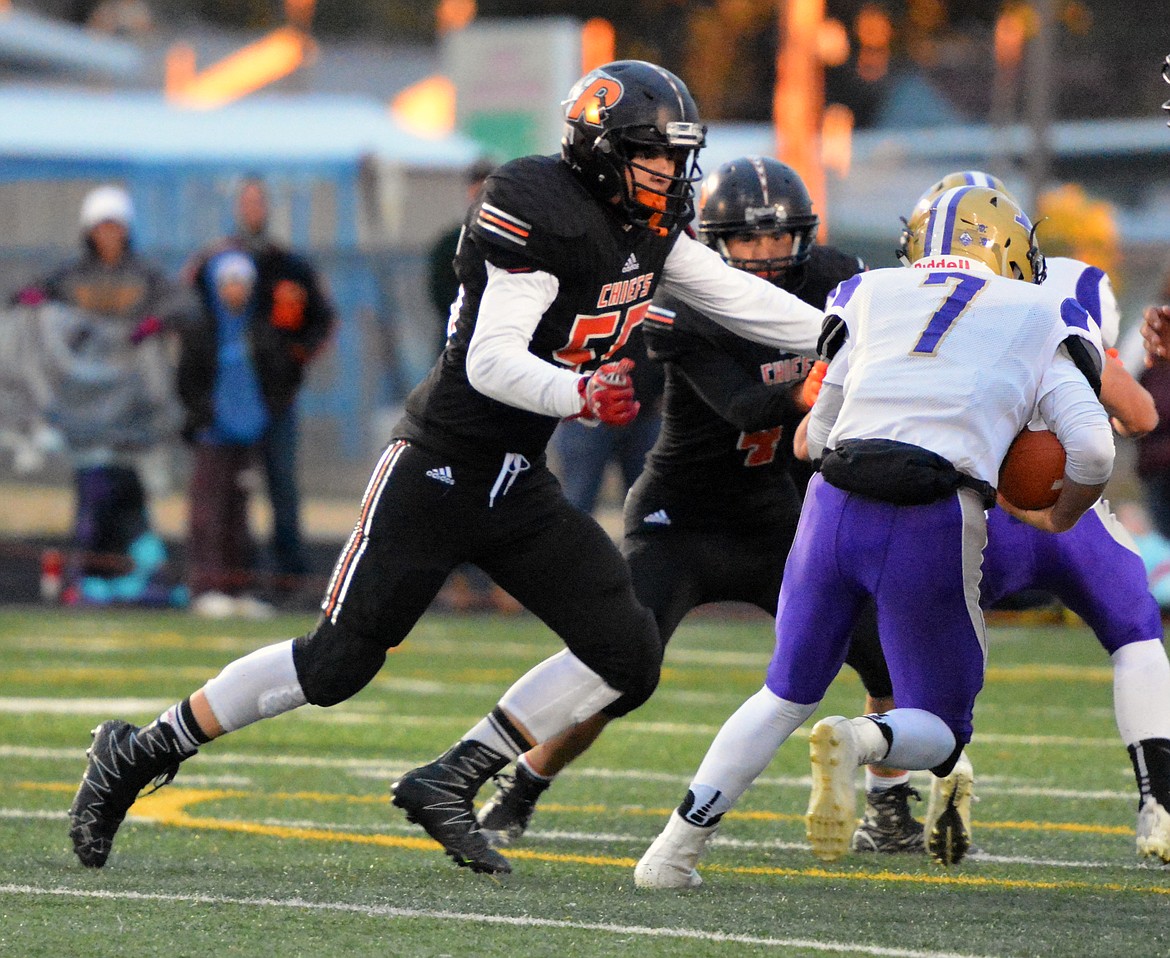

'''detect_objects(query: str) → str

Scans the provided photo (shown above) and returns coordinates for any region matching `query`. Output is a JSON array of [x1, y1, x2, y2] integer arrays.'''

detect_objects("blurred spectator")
[[1116, 501, 1170, 610], [178, 251, 273, 619], [87, 0, 154, 36], [549, 334, 664, 515], [13, 184, 190, 607], [1135, 263, 1170, 541], [427, 157, 496, 358], [186, 176, 335, 603]]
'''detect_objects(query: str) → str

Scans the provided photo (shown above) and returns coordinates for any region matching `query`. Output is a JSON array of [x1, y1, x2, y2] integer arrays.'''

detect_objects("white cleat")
[[1136, 798, 1170, 864], [806, 716, 861, 862], [924, 751, 974, 866], [634, 811, 718, 889]]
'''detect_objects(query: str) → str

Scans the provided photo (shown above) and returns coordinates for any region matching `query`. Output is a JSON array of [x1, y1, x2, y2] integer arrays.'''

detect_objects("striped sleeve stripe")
[[322, 440, 408, 623], [645, 305, 676, 328], [477, 204, 531, 246]]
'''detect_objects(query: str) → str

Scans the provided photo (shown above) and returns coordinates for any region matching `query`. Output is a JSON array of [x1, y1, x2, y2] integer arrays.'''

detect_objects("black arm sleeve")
[[817, 313, 848, 362], [674, 341, 800, 432], [1062, 334, 1103, 397]]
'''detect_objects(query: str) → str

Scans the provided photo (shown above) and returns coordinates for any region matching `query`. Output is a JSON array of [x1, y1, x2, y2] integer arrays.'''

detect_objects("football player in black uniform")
[[478, 157, 921, 860], [67, 63, 828, 877]]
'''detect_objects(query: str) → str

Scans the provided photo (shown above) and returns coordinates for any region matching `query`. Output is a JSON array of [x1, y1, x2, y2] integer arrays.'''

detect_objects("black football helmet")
[[697, 157, 818, 286], [561, 60, 706, 236]]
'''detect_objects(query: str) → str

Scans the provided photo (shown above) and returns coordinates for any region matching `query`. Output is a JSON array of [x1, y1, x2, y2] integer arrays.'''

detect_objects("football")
[[998, 427, 1066, 510]]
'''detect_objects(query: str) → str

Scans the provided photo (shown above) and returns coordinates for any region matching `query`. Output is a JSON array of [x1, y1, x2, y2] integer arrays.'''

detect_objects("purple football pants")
[[766, 474, 987, 744], [981, 501, 1161, 653]]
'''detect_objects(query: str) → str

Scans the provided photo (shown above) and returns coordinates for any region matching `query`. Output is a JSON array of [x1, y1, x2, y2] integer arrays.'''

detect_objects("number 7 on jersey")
[[911, 272, 988, 356]]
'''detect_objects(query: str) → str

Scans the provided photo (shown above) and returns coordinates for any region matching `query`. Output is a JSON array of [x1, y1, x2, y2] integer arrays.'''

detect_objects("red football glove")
[[800, 360, 828, 410], [575, 358, 640, 427]]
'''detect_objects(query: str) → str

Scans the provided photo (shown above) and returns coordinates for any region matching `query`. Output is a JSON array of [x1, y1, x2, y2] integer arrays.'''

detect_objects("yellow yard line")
[[23, 782, 1134, 836], [22, 782, 1156, 892]]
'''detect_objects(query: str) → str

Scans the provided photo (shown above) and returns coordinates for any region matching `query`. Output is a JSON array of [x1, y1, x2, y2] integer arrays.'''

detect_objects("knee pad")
[[599, 615, 663, 718], [292, 618, 387, 707]]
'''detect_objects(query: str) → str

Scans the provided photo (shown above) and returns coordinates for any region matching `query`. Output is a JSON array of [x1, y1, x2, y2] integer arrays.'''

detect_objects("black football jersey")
[[640, 244, 864, 524], [394, 154, 679, 466]]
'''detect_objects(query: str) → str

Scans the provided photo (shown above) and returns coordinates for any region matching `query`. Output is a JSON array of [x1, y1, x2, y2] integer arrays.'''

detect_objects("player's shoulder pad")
[[1058, 297, 1103, 397], [474, 156, 588, 248]]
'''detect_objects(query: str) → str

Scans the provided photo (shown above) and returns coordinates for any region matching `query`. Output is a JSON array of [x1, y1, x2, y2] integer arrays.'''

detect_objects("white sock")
[[202, 638, 307, 733], [465, 707, 529, 760], [1112, 640, 1170, 744], [496, 649, 621, 744], [866, 708, 956, 770], [154, 701, 204, 756], [685, 687, 817, 821], [865, 770, 911, 791], [849, 716, 892, 764]]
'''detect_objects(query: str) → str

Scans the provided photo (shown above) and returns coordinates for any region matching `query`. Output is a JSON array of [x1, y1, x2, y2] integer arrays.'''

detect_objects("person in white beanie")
[[13, 183, 193, 607]]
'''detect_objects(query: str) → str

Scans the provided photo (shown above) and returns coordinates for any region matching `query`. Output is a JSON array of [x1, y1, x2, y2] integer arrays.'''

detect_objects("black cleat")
[[477, 762, 551, 846], [392, 740, 512, 875], [68, 720, 183, 868], [851, 783, 925, 854]]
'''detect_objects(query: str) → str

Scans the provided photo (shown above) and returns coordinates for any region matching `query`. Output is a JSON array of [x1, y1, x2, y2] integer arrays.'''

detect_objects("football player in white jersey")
[[634, 186, 1114, 888], [845, 171, 1170, 865]]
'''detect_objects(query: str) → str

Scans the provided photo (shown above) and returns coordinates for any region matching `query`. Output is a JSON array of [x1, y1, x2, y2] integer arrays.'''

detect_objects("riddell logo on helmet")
[[913, 257, 974, 270]]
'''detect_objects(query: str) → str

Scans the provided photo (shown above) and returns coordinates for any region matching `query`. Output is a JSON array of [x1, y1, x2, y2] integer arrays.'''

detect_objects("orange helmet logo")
[[565, 76, 624, 127]]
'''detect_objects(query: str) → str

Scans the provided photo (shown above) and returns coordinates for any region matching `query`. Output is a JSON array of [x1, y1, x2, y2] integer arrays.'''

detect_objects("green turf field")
[[2, 607, 1168, 958]]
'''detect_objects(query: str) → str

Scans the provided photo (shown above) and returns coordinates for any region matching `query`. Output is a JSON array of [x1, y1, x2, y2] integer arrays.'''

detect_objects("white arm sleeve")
[[806, 381, 843, 461], [661, 233, 823, 354], [465, 263, 584, 419], [1037, 351, 1115, 485]]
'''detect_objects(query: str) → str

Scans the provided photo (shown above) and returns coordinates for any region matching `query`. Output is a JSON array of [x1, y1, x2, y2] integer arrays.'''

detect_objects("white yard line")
[[0, 883, 1018, 958], [0, 695, 1124, 750]]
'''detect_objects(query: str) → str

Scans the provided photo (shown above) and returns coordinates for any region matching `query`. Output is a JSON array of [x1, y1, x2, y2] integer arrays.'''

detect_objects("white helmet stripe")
[[923, 185, 974, 256]]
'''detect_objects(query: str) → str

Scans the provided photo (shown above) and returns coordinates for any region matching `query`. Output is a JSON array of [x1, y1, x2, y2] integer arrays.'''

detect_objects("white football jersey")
[[819, 257, 1107, 486], [1044, 256, 1120, 349]]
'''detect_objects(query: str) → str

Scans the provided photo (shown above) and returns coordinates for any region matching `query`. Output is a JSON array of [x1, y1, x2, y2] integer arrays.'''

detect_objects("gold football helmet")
[[906, 185, 1045, 284], [897, 170, 1008, 264]]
